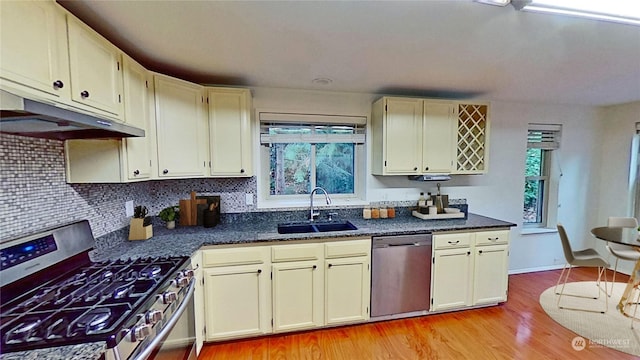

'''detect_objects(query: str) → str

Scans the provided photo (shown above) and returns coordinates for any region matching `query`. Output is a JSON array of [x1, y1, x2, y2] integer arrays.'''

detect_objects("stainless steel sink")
[[277, 220, 357, 234]]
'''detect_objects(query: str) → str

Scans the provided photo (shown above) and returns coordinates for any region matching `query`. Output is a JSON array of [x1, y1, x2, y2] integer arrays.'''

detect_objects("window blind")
[[259, 112, 366, 145], [527, 123, 561, 150]]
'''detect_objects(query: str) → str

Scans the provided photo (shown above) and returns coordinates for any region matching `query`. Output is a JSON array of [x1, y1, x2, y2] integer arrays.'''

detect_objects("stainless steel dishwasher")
[[370, 234, 432, 317]]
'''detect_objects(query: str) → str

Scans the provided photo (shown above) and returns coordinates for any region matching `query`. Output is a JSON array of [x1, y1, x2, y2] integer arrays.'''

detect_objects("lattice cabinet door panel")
[[454, 103, 489, 174]]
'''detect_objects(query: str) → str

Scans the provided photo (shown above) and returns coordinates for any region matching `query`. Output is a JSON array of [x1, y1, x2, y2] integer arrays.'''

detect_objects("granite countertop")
[[92, 210, 516, 262], [2, 209, 514, 360]]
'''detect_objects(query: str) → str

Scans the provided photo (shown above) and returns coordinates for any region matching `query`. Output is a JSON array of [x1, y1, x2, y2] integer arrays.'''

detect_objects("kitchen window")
[[523, 124, 561, 229], [258, 112, 366, 206]]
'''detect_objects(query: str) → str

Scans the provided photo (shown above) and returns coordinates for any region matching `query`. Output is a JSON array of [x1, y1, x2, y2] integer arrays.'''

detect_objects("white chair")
[[555, 224, 609, 313], [606, 217, 640, 296]]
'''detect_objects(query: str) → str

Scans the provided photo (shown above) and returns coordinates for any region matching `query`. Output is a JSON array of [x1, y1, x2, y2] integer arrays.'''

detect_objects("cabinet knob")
[[312, 265, 317, 269], [413, 167, 418, 171], [80, 90, 90, 99], [328, 264, 333, 268], [479, 250, 483, 254], [467, 251, 471, 256], [257, 269, 262, 274], [52, 80, 64, 89], [133, 169, 140, 176], [163, 169, 169, 174], [425, 166, 429, 171], [240, 168, 245, 174]]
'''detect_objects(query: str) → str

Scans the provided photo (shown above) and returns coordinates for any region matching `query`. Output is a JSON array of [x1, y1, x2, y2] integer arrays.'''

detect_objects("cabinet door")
[[454, 103, 489, 174], [422, 101, 455, 173], [208, 88, 252, 177], [473, 244, 509, 305], [122, 56, 152, 180], [325, 256, 370, 325], [67, 16, 123, 117], [191, 252, 204, 355], [0, 0, 70, 99], [383, 98, 423, 174], [203, 264, 270, 341], [431, 247, 473, 311], [154, 75, 208, 178], [272, 260, 323, 333]]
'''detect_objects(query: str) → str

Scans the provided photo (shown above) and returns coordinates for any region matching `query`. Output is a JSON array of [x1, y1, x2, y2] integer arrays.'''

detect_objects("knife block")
[[129, 218, 153, 240]]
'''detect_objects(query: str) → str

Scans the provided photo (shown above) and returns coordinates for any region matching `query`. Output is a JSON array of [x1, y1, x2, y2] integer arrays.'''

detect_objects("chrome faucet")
[[309, 187, 331, 221]]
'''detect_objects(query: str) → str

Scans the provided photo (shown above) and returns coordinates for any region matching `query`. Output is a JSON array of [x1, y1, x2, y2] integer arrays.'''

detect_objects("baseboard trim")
[[509, 264, 565, 275]]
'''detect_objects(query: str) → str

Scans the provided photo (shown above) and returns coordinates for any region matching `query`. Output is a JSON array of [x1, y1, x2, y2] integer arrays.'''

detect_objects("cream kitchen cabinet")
[[431, 233, 473, 311], [207, 87, 253, 177], [67, 15, 124, 119], [453, 103, 490, 174], [154, 74, 208, 178], [0, 0, 71, 101], [191, 251, 205, 355], [271, 243, 324, 333], [202, 247, 271, 341], [324, 239, 371, 325], [64, 56, 153, 183], [371, 97, 456, 175], [431, 229, 509, 311], [472, 230, 509, 305]]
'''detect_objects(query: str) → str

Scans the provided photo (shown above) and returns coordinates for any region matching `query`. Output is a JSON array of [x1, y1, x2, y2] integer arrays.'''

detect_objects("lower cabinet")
[[200, 238, 371, 342], [431, 229, 509, 312]]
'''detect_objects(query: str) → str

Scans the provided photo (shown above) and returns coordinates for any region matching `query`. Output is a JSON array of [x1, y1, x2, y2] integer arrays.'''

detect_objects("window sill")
[[521, 227, 558, 235]]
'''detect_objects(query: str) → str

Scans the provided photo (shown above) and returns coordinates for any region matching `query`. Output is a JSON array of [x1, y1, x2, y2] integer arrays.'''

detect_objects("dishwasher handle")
[[374, 241, 432, 248]]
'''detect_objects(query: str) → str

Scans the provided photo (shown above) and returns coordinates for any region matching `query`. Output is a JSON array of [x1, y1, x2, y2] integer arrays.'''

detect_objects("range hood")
[[0, 90, 144, 140], [408, 174, 452, 181]]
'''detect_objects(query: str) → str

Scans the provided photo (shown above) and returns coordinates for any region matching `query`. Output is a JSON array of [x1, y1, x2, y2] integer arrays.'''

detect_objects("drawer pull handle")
[[488, 237, 499, 241], [448, 240, 460, 245]]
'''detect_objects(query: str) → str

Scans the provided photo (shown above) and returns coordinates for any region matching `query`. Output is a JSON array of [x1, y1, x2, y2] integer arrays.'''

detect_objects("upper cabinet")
[[154, 74, 208, 178], [64, 55, 153, 183], [0, 0, 124, 120], [453, 103, 489, 174], [207, 87, 253, 177], [67, 16, 124, 119], [371, 97, 489, 176], [0, 0, 71, 99]]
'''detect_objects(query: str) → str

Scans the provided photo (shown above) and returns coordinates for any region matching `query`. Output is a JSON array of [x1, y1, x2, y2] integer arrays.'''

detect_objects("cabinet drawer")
[[203, 247, 269, 267], [325, 239, 371, 259], [433, 233, 472, 249], [272, 243, 322, 262], [475, 230, 509, 246]]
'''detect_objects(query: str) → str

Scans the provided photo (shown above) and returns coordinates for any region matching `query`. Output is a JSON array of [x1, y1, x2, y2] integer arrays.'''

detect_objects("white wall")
[[250, 86, 607, 272], [594, 101, 640, 275]]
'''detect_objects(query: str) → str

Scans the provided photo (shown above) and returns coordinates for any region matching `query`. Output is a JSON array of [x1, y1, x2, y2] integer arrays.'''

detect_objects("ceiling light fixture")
[[474, 0, 511, 7], [512, 0, 640, 26], [312, 77, 333, 85]]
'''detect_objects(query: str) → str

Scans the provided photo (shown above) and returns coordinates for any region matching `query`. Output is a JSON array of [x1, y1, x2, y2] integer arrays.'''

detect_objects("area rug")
[[539, 281, 640, 356]]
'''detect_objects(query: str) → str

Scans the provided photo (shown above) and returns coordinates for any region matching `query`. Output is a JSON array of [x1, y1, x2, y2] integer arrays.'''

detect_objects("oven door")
[[135, 278, 197, 360]]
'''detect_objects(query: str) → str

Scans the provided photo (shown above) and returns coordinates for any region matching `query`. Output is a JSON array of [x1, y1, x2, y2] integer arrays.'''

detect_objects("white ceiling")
[[58, 0, 640, 107]]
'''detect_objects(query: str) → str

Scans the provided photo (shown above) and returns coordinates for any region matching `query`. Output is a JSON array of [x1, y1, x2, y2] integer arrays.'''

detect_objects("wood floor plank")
[[199, 268, 634, 359]]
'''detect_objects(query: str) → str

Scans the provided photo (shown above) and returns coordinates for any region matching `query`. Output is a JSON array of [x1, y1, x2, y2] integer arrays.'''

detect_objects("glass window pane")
[[316, 143, 354, 194], [524, 179, 545, 223], [269, 143, 311, 195], [526, 148, 543, 177]]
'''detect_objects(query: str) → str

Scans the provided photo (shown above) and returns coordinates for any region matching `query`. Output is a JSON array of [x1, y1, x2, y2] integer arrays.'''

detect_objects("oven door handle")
[[133, 277, 196, 360]]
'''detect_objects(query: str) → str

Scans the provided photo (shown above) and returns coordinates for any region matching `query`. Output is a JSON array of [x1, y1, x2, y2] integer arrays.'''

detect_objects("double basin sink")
[[277, 220, 358, 234]]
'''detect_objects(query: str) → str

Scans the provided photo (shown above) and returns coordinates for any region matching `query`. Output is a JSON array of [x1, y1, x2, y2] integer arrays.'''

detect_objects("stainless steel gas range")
[[0, 220, 197, 360]]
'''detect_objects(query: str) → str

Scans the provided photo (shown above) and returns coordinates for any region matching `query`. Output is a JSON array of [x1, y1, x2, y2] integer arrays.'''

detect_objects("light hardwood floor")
[[199, 267, 633, 359]]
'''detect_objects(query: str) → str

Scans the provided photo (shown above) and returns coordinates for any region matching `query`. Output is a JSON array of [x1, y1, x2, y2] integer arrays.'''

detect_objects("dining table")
[[591, 226, 640, 317]]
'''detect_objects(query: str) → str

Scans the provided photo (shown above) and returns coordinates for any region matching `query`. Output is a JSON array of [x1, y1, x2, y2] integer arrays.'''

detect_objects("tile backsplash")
[[0, 134, 257, 241]]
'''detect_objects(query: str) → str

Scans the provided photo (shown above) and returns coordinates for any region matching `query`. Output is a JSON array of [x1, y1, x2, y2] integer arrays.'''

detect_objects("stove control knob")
[[145, 309, 164, 325], [160, 291, 177, 304], [172, 275, 189, 288], [182, 269, 195, 280], [131, 324, 151, 342]]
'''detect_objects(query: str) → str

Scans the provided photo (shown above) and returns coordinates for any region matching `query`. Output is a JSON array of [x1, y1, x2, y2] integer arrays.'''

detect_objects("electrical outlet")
[[125, 200, 134, 217], [245, 193, 254, 205]]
